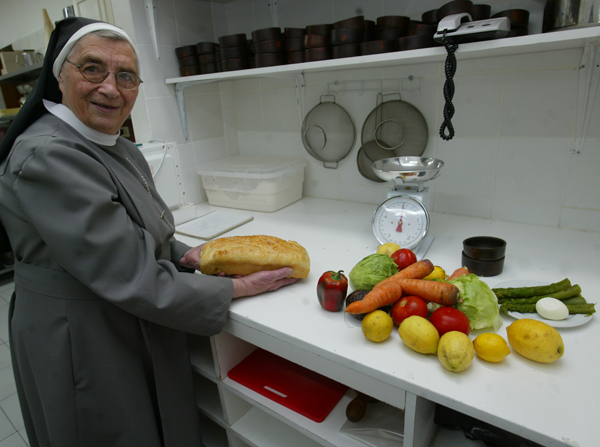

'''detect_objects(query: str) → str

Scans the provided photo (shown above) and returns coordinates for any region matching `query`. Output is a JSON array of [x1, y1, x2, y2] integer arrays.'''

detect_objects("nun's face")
[[58, 34, 139, 135]]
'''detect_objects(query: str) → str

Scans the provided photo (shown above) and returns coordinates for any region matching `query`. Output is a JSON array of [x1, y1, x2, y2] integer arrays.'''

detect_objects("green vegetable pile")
[[349, 254, 398, 291], [492, 279, 596, 315]]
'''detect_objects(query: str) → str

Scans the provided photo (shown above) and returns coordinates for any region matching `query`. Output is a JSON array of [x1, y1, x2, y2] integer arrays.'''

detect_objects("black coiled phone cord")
[[440, 31, 459, 141]]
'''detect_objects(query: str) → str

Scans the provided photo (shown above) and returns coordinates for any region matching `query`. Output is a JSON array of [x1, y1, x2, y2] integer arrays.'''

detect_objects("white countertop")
[[177, 198, 599, 447]]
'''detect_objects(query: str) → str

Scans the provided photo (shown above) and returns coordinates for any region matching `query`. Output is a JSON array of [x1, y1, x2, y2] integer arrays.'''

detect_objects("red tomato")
[[391, 249, 417, 270], [429, 307, 471, 336], [390, 296, 428, 326]]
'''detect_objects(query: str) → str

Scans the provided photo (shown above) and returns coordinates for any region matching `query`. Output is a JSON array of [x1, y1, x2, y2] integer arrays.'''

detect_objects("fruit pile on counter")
[[316, 242, 595, 373]]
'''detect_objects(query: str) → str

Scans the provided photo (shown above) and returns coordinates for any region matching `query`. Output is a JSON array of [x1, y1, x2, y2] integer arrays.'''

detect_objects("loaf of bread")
[[199, 235, 310, 278]]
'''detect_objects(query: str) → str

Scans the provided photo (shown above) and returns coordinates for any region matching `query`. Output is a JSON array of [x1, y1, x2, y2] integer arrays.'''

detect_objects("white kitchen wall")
[[5, 0, 595, 232]]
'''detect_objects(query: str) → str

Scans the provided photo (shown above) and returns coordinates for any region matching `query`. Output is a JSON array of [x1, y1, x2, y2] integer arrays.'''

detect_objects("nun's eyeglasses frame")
[[65, 60, 143, 90]]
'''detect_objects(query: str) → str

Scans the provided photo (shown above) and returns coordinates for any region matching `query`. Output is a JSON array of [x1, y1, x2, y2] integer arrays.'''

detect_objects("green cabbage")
[[450, 274, 503, 331], [349, 254, 398, 291]]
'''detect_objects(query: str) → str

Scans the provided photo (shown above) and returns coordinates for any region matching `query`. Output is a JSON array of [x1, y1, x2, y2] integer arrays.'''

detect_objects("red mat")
[[228, 348, 348, 422]]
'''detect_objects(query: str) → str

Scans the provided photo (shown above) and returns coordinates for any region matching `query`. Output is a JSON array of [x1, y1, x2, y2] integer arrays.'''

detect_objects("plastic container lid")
[[197, 156, 307, 179]]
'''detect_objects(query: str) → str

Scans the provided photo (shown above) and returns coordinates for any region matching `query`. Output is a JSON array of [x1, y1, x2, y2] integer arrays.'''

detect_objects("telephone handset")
[[435, 13, 510, 140]]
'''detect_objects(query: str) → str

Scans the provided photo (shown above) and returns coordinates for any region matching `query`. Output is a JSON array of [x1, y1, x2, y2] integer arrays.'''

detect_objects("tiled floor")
[[0, 277, 29, 447]]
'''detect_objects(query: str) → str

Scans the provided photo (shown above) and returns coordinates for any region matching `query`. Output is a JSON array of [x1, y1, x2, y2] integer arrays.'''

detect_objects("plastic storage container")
[[198, 156, 307, 212]]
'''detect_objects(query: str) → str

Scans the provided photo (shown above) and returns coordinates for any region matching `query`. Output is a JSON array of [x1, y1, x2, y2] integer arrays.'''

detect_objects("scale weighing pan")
[[371, 156, 444, 190], [370, 156, 444, 258]]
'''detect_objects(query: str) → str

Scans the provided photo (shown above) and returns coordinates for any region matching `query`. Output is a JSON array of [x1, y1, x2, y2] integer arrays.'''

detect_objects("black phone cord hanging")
[[439, 30, 459, 141]]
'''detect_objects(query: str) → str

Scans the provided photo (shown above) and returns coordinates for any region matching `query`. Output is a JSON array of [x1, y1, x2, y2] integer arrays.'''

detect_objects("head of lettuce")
[[450, 274, 503, 331], [349, 254, 398, 291]]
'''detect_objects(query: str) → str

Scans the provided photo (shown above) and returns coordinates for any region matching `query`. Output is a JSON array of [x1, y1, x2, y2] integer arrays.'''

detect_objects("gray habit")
[[0, 113, 233, 446]]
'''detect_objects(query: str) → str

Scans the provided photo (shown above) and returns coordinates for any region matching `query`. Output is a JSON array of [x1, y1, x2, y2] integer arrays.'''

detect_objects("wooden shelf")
[[0, 62, 43, 84], [165, 26, 600, 140]]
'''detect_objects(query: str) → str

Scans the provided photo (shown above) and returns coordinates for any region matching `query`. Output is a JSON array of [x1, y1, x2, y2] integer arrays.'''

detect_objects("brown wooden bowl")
[[303, 47, 332, 62], [409, 21, 437, 36], [220, 46, 248, 60], [376, 15, 410, 31], [397, 34, 438, 51], [175, 45, 197, 59], [199, 53, 216, 64], [471, 4, 492, 20], [303, 33, 330, 49], [436, 0, 474, 23], [178, 55, 200, 67], [360, 40, 396, 55], [507, 28, 529, 37], [254, 52, 284, 67], [333, 15, 365, 30], [332, 44, 361, 59], [463, 236, 506, 261], [422, 9, 439, 25], [492, 9, 530, 29], [251, 27, 282, 43], [219, 33, 248, 48], [195, 42, 217, 55], [179, 65, 201, 76], [376, 27, 407, 40], [285, 38, 303, 53], [200, 63, 218, 74], [287, 51, 304, 64], [285, 27, 306, 39], [306, 23, 333, 36], [221, 58, 249, 71], [254, 39, 284, 54], [330, 28, 365, 46]]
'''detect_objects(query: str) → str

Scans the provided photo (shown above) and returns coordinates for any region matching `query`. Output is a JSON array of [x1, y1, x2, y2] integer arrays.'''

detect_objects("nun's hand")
[[179, 244, 205, 270], [232, 268, 299, 298]]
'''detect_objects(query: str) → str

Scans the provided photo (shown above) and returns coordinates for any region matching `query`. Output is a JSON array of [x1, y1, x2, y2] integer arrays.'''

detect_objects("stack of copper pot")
[[303, 23, 332, 62], [284, 28, 306, 64], [330, 16, 369, 59], [175, 45, 201, 76], [218, 33, 250, 72], [196, 42, 220, 74], [250, 27, 285, 68], [175, 42, 221, 76]]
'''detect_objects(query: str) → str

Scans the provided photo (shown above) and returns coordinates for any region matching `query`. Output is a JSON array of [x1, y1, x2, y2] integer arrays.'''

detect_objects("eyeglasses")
[[65, 60, 142, 90]]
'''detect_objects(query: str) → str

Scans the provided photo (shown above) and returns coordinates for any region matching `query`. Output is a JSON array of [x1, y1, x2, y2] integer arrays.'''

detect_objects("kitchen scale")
[[371, 157, 444, 259]]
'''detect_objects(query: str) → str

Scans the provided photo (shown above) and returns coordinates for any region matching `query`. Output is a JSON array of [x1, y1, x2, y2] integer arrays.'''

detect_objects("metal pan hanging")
[[361, 93, 428, 156], [302, 95, 355, 169]]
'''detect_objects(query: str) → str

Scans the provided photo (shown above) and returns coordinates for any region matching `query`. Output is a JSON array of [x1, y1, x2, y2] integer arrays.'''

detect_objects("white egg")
[[535, 297, 569, 321]]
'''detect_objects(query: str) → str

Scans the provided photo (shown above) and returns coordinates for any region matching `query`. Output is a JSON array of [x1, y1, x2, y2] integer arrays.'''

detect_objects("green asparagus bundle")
[[492, 279, 571, 300], [497, 285, 582, 304], [500, 302, 595, 315]]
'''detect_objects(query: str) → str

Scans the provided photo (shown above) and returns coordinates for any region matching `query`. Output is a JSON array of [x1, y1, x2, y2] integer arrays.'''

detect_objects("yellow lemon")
[[506, 319, 564, 363], [423, 266, 447, 281], [438, 331, 474, 372], [398, 316, 439, 354], [473, 333, 511, 363], [376, 242, 401, 256], [362, 310, 394, 343]]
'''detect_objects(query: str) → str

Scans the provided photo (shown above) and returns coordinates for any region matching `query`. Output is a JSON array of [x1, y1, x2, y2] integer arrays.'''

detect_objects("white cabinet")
[[187, 331, 446, 447]]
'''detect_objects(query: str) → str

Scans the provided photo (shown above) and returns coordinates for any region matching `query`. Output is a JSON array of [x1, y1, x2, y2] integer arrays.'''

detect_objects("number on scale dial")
[[372, 196, 429, 250]]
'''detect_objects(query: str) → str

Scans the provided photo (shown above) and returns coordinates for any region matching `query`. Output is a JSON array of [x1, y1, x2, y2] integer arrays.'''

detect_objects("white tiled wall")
[[126, 0, 599, 233]]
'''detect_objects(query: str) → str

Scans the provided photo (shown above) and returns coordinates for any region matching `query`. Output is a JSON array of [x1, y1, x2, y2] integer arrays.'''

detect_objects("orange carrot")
[[447, 267, 470, 281], [395, 278, 459, 306], [345, 281, 403, 314], [374, 259, 434, 289]]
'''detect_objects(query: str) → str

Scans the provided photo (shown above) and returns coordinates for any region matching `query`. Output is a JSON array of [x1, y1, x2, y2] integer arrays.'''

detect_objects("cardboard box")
[[0, 51, 36, 76]]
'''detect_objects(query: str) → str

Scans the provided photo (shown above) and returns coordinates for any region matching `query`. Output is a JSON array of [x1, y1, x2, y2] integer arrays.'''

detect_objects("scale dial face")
[[372, 195, 430, 250]]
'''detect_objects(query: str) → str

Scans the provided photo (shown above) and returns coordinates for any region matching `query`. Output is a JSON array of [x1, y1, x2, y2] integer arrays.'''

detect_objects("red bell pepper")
[[317, 270, 348, 312]]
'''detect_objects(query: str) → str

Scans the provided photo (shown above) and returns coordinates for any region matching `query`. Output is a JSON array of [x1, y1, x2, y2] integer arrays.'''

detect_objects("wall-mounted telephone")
[[435, 13, 510, 140]]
